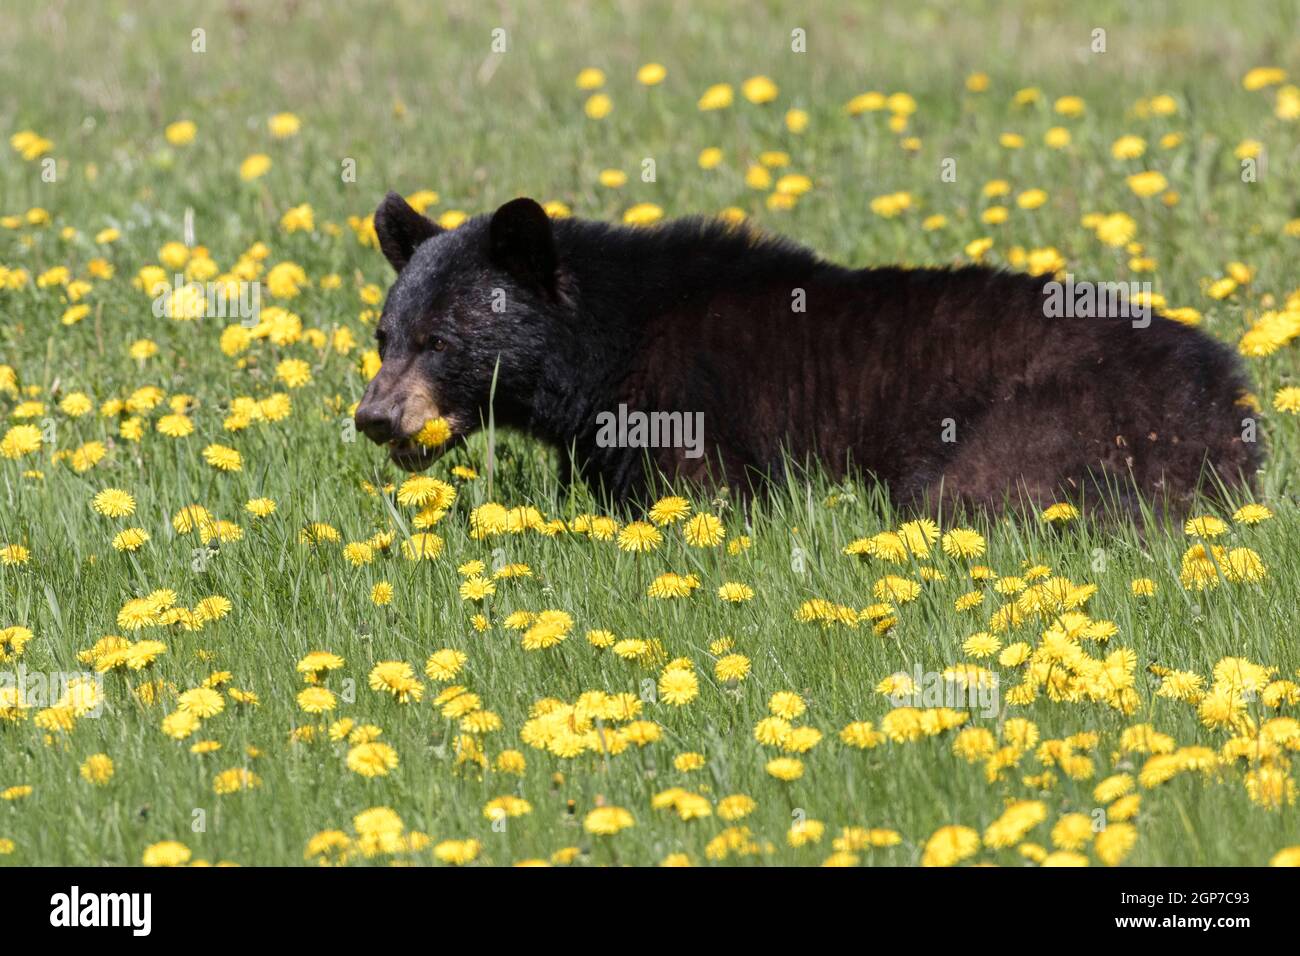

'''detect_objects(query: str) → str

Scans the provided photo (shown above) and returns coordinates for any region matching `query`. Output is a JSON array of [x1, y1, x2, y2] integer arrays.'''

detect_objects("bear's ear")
[[489, 197, 556, 291], [374, 191, 441, 272]]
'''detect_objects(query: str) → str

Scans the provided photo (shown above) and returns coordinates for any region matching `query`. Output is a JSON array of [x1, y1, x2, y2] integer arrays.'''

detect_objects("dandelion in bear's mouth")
[[415, 416, 452, 446]]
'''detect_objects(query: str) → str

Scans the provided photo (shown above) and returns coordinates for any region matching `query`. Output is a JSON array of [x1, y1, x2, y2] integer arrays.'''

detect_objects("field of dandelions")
[[2, 1, 1300, 867]]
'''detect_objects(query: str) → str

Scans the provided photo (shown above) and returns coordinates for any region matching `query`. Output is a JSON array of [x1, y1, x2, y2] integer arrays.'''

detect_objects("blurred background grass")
[[5, 0, 1298, 232]]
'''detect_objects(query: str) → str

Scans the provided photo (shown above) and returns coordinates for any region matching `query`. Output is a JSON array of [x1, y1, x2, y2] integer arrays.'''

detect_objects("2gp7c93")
[[1122, 892, 1250, 907]]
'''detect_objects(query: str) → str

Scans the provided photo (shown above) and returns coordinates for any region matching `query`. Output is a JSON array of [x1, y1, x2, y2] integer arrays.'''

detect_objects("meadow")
[[1, 0, 1299, 867]]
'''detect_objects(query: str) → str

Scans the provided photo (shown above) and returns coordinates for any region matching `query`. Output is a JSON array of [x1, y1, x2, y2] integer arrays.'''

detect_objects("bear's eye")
[[432, 338, 447, 352]]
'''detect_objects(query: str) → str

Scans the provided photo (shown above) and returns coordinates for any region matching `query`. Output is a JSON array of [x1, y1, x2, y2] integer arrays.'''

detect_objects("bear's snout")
[[354, 393, 403, 445], [355, 365, 444, 452]]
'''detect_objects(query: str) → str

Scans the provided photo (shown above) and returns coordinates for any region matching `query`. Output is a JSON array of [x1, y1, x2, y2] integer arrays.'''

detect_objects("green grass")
[[1, 0, 1299, 866]]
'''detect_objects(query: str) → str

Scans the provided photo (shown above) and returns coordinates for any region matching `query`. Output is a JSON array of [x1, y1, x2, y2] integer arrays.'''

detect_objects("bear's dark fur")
[[355, 193, 1261, 517]]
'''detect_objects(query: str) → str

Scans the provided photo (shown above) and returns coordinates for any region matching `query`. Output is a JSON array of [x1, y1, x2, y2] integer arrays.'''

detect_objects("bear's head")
[[354, 193, 561, 471]]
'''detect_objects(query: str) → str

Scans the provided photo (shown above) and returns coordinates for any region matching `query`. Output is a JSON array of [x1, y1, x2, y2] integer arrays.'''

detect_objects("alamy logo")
[[594, 404, 705, 459], [151, 273, 260, 323], [0, 667, 104, 718], [50, 886, 151, 936], [1042, 273, 1152, 328], [888, 664, 1000, 718]]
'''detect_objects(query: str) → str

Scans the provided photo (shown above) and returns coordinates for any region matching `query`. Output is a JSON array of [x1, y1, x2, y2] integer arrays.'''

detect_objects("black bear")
[[354, 193, 1260, 517]]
